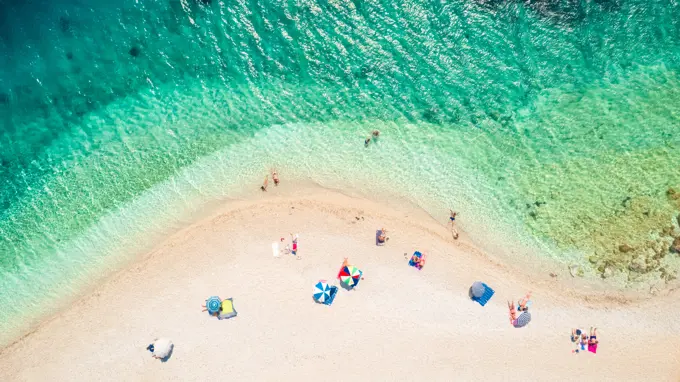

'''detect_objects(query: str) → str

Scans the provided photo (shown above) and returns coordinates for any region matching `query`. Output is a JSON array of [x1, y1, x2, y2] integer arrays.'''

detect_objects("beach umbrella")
[[513, 311, 532, 328], [339, 265, 362, 288], [206, 296, 222, 315], [313, 281, 332, 303], [152, 338, 173, 359], [471, 282, 485, 298]]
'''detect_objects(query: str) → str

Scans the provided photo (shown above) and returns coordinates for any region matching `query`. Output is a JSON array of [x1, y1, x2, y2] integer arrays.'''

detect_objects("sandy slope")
[[1, 186, 679, 381]]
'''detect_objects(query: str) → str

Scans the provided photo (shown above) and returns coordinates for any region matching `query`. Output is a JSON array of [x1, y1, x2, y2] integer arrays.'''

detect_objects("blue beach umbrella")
[[313, 281, 331, 304], [206, 296, 222, 315]]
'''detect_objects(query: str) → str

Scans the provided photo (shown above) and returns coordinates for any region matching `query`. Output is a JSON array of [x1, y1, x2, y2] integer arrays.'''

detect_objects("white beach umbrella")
[[471, 281, 485, 298], [152, 338, 173, 359]]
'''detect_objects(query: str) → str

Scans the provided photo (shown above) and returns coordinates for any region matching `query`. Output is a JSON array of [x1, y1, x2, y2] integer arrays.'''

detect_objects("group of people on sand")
[[507, 292, 532, 328], [571, 327, 599, 354], [260, 169, 280, 191]]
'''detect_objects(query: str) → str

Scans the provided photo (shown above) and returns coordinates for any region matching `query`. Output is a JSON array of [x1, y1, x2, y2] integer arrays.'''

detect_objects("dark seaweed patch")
[[129, 46, 141, 57], [59, 16, 71, 33]]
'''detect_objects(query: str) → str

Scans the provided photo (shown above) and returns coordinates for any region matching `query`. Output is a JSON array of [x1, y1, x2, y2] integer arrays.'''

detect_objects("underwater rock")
[[568, 264, 582, 277], [129, 46, 141, 57], [66, 52, 74, 60], [59, 16, 71, 33], [671, 237, 680, 253], [667, 187, 679, 200], [0, 92, 9, 104], [629, 257, 648, 273], [618, 244, 634, 253], [602, 267, 613, 279]]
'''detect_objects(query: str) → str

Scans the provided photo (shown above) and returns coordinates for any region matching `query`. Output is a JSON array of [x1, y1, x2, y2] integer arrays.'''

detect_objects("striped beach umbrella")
[[313, 281, 332, 303], [339, 265, 363, 288], [206, 296, 222, 315], [513, 311, 531, 328]]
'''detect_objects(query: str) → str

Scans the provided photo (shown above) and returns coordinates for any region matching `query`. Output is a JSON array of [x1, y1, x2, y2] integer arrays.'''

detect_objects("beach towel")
[[218, 298, 237, 320], [588, 343, 597, 354], [376, 230, 386, 246], [408, 251, 427, 270], [471, 283, 495, 306]]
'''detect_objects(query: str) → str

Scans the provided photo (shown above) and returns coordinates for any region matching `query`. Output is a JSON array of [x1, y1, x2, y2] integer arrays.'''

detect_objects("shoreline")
[[1, 182, 678, 350], [2, 185, 679, 380]]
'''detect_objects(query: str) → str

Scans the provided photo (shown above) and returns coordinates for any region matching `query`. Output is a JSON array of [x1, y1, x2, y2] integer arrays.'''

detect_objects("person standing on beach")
[[271, 169, 280, 186], [261, 175, 269, 191], [449, 210, 459, 240]]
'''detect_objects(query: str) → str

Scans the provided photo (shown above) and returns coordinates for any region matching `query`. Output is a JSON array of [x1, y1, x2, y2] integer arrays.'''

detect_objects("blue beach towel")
[[471, 283, 495, 306]]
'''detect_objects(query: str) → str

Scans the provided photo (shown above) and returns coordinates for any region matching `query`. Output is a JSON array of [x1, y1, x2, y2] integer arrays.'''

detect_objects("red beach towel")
[[588, 343, 597, 354]]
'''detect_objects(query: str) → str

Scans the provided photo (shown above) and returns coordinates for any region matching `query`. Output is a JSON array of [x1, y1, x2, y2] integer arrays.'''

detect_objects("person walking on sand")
[[260, 175, 269, 191], [271, 169, 280, 186], [290, 233, 299, 259], [449, 210, 459, 240]]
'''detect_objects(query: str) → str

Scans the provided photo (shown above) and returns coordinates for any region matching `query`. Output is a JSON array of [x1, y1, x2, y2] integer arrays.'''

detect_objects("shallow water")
[[1, 0, 680, 345]]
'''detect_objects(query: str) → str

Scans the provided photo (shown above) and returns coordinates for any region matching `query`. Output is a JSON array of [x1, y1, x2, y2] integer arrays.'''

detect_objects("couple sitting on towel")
[[508, 292, 532, 327]]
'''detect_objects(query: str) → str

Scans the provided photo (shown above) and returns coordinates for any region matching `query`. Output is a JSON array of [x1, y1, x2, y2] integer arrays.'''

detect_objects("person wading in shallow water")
[[260, 175, 269, 191], [449, 210, 459, 240]]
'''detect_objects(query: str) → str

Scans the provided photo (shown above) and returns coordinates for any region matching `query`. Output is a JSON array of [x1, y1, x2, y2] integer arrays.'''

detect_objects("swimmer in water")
[[364, 137, 371, 147], [372, 130, 380, 138], [260, 175, 269, 191]]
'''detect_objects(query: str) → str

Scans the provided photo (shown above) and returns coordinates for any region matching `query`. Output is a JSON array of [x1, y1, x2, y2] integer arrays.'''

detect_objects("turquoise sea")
[[1, 0, 680, 345]]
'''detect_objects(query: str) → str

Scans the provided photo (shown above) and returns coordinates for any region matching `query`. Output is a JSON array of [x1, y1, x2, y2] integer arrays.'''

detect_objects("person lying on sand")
[[449, 210, 459, 240], [571, 329, 582, 343], [507, 300, 517, 323], [588, 327, 598, 353], [518, 292, 532, 310], [261, 175, 269, 191], [378, 228, 388, 243], [580, 333, 588, 351], [271, 169, 280, 186]]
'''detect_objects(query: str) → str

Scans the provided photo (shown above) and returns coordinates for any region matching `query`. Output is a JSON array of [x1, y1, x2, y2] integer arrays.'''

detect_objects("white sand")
[[1, 186, 680, 381]]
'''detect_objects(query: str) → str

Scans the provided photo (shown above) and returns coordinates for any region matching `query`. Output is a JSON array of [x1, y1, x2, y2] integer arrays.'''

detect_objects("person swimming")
[[364, 137, 371, 147]]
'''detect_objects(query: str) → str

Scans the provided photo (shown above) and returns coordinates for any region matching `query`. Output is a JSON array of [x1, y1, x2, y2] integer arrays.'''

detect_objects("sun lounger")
[[471, 283, 495, 306], [218, 298, 237, 320]]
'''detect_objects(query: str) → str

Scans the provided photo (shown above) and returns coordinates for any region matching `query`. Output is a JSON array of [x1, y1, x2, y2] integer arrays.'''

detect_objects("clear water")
[[2, 0, 680, 345]]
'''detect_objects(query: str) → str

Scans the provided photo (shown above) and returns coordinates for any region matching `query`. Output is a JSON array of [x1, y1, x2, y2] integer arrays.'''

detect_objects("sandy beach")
[[1, 185, 679, 381]]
